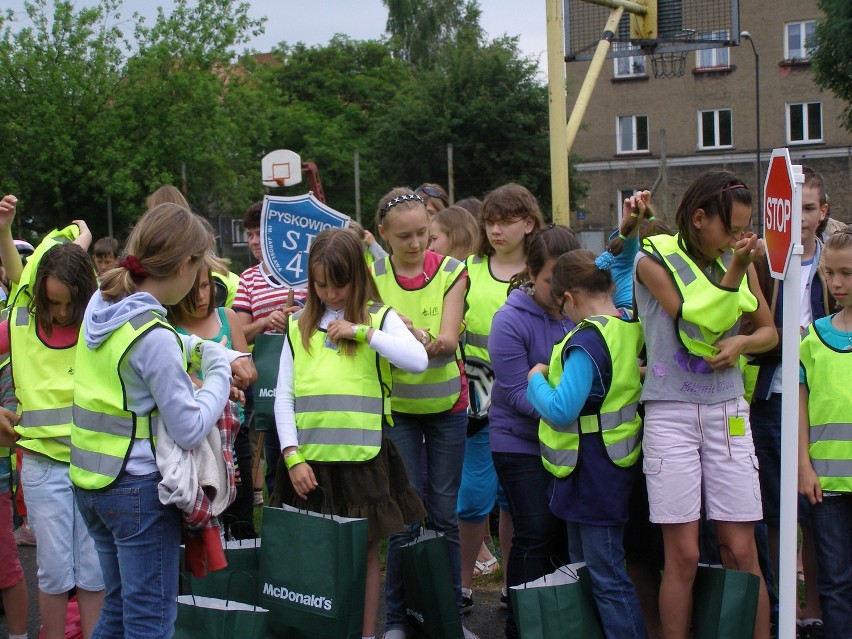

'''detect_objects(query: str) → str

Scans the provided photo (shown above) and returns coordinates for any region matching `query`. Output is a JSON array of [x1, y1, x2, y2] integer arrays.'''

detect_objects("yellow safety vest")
[[463, 255, 510, 364], [642, 233, 757, 357], [538, 315, 644, 478], [288, 303, 392, 462], [212, 270, 240, 308], [371, 255, 465, 414], [70, 310, 184, 490], [800, 322, 852, 493], [9, 307, 76, 462], [8, 225, 81, 311]]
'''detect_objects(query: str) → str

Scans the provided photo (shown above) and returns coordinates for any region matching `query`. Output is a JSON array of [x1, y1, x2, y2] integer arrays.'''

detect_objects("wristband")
[[353, 324, 370, 343], [618, 233, 628, 241], [648, 216, 656, 221], [418, 329, 430, 345], [630, 212, 639, 218], [284, 450, 306, 470]]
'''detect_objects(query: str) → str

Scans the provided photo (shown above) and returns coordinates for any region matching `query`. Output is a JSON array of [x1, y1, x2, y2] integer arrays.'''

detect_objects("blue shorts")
[[457, 426, 509, 523]]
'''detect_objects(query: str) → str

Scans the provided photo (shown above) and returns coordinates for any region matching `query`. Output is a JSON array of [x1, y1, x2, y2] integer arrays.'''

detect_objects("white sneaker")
[[462, 626, 480, 639]]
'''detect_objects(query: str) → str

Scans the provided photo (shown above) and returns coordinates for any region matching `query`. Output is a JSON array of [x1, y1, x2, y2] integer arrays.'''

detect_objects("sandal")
[[473, 556, 499, 577]]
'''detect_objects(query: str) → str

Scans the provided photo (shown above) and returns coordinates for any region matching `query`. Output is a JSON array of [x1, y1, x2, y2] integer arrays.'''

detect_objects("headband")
[[380, 193, 424, 217]]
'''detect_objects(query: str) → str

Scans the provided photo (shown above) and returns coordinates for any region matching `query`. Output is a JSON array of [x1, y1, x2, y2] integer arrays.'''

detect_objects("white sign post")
[[763, 148, 803, 639]]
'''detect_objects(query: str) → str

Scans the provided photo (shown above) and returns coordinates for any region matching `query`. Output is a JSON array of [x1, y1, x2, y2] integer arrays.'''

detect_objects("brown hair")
[[242, 201, 263, 230], [299, 229, 383, 356], [550, 249, 613, 307], [100, 203, 214, 302], [510, 224, 580, 290], [146, 185, 189, 210], [802, 166, 830, 236], [376, 187, 428, 228], [431, 205, 480, 260], [479, 183, 545, 257], [30, 243, 98, 337], [167, 253, 226, 324], [415, 183, 449, 213], [93, 236, 120, 258], [455, 197, 482, 222], [676, 170, 751, 259]]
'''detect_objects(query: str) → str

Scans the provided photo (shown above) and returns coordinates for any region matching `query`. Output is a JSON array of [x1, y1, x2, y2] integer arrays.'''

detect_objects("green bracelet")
[[284, 450, 306, 470], [648, 215, 656, 221], [618, 233, 628, 241], [353, 324, 370, 343]]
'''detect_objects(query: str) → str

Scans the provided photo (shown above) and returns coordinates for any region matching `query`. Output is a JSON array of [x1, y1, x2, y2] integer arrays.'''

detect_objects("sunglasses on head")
[[415, 185, 446, 201]]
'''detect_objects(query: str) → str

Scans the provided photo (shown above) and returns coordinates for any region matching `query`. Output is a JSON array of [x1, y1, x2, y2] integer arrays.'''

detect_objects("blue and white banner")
[[260, 194, 350, 288]]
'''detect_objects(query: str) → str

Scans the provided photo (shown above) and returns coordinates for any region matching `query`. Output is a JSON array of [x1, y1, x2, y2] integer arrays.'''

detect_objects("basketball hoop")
[[649, 29, 696, 79]]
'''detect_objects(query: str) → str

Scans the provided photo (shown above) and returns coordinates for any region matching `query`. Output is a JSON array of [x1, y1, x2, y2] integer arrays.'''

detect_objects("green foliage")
[[813, 0, 852, 133]]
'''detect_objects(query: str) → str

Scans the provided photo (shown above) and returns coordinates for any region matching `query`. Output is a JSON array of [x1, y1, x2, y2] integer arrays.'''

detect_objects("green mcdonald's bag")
[[691, 563, 760, 639], [252, 332, 286, 432]]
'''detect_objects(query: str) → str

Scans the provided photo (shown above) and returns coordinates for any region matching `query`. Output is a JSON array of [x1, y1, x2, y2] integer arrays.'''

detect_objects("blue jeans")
[[809, 494, 852, 639], [76, 472, 182, 639], [568, 522, 648, 639], [493, 451, 567, 639], [383, 411, 467, 632]]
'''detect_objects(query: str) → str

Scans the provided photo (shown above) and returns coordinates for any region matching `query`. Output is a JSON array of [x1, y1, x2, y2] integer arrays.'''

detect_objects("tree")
[[812, 0, 852, 132]]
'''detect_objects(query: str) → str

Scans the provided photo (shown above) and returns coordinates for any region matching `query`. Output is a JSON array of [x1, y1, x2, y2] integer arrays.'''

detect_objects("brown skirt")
[[270, 437, 425, 542]]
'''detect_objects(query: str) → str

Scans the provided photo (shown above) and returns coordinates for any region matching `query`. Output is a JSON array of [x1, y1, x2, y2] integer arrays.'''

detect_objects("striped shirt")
[[233, 264, 306, 328]]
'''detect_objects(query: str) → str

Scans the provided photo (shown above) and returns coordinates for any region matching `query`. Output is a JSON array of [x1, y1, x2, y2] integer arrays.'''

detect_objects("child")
[[415, 183, 449, 218], [428, 205, 481, 261], [798, 227, 852, 639], [271, 228, 427, 639], [370, 187, 473, 639], [0, 194, 104, 639], [69, 202, 250, 637], [634, 170, 777, 638], [459, 184, 544, 612], [92, 236, 120, 277], [168, 253, 258, 537], [527, 248, 647, 639]]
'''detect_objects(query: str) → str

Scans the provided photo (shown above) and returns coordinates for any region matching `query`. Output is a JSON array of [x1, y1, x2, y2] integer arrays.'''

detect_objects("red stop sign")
[[763, 149, 795, 279]]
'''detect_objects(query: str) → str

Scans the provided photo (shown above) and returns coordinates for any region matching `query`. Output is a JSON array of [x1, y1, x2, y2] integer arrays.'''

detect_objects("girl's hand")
[[705, 334, 746, 370], [732, 233, 764, 268], [230, 354, 255, 389], [326, 319, 356, 344], [266, 306, 299, 333], [0, 195, 18, 231], [229, 385, 245, 405], [798, 462, 822, 505], [363, 230, 377, 247], [528, 363, 549, 381], [0, 407, 19, 447], [622, 190, 651, 222], [424, 334, 445, 358], [71, 219, 93, 249], [289, 461, 318, 499], [396, 313, 415, 332]]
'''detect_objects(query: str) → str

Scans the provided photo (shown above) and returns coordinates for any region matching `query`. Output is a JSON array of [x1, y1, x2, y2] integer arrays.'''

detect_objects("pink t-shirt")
[[0, 319, 77, 356], [395, 251, 469, 414]]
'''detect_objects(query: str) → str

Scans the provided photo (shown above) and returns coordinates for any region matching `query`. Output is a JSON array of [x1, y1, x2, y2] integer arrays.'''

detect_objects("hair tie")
[[118, 255, 149, 282], [594, 252, 615, 271]]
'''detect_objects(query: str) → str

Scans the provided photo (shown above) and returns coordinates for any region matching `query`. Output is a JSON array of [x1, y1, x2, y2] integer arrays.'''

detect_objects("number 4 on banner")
[[285, 252, 304, 280]]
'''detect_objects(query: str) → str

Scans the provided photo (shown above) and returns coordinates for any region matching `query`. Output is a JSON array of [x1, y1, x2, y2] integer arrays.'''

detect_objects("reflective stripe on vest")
[[463, 255, 509, 364], [538, 315, 644, 478], [371, 255, 465, 413], [289, 303, 391, 462], [800, 323, 852, 492], [643, 233, 757, 356], [70, 310, 180, 490], [10, 306, 76, 462]]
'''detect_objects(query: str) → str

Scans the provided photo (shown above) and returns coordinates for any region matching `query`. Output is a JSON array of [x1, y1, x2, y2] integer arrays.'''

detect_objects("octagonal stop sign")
[[763, 148, 796, 279]]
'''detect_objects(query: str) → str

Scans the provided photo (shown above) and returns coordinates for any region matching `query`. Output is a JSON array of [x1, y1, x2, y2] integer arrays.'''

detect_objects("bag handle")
[[178, 571, 196, 605], [717, 544, 742, 572], [293, 485, 335, 520], [224, 569, 264, 611]]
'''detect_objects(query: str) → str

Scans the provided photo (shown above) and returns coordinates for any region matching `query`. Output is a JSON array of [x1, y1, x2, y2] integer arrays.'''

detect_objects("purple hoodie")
[[488, 288, 575, 455]]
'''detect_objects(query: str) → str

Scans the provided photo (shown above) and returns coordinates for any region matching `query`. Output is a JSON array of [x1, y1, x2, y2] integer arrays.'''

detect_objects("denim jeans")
[[809, 494, 852, 639], [76, 472, 182, 639], [493, 451, 567, 639], [568, 522, 648, 639], [383, 410, 467, 632]]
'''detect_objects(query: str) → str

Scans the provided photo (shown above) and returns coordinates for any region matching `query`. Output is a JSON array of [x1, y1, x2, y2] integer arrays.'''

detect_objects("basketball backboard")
[[566, 0, 740, 61], [261, 149, 302, 187]]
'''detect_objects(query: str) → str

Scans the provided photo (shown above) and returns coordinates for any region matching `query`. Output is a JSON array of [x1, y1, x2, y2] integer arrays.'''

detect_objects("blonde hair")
[[100, 203, 214, 302], [432, 205, 480, 260], [166, 253, 227, 324], [146, 185, 189, 210]]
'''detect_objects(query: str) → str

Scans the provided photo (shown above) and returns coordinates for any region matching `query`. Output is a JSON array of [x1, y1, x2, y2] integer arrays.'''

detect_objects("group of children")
[[0, 165, 849, 639]]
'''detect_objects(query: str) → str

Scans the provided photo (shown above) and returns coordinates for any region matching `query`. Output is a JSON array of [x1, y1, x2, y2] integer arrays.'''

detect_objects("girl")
[[70, 203, 251, 638], [415, 183, 449, 218], [634, 170, 776, 638], [527, 249, 647, 639], [168, 253, 258, 537], [0, 194, 104, 639], [271, 228, 427, 639], [459, 184, 544, 612], [798, 227, 852, 639], [428, 205, 480, 260], [370, 187, 471, 639]]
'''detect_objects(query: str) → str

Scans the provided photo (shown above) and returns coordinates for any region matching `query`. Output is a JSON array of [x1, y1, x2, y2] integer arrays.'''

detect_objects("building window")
[[785, 20, 816, 61], [617, 115, 649, 154], [698, 109, 733, 149], [786, 102, 823, 144], [231, 218, 247, 243], [613, 42, 647, 78], [696, 30, 730, 69]]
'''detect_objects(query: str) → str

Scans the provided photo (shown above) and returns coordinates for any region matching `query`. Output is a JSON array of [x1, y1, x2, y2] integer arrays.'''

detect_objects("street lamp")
[[740, 31, 762, 234]]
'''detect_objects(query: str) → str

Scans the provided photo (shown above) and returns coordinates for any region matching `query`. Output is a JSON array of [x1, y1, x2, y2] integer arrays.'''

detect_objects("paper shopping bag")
[[509, 562, 604, 639], [252, 333, 286, 432], [258, 505, 368, 639], [692, 563, 760, 639], [400, 530, 464, 639], [174, 594, 267, 638], [181, 536, 262, 606]]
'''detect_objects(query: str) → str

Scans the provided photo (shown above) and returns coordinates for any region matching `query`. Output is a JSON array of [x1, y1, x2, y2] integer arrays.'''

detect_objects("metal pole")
[[447, 143, 455, 204], [741, 32, 762, 233], [546, 0, 570, 225], [354, 150, 361, 224]]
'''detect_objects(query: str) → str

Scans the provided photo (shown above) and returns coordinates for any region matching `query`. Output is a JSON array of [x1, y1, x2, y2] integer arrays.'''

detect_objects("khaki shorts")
[[642, 398, 763, 525]]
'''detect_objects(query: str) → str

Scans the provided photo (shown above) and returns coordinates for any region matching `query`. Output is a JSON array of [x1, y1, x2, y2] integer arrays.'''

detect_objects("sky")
[[4, 1, 549, 71]]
